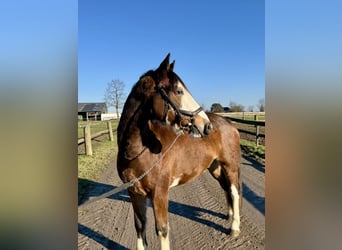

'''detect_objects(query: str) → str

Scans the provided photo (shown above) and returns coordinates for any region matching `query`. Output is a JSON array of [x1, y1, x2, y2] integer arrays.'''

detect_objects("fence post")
[[84, 124, 93, 156], [107, 121, 114, 141], [254, 114, 260, 146]]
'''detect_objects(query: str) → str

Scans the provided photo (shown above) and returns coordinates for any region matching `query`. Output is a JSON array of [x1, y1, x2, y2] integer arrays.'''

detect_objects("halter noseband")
[[156, 86, 204, 136]]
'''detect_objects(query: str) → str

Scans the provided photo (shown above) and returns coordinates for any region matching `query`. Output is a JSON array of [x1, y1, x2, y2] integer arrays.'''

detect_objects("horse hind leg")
[[208, 161, 234, 218], [209, 160, 241, 237], [151, 188, 170, 250], [129, 191, 148, 250]]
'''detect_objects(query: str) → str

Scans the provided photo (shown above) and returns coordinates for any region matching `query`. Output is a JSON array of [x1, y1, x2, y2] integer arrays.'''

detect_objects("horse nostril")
[[204, 122, 213, 135]]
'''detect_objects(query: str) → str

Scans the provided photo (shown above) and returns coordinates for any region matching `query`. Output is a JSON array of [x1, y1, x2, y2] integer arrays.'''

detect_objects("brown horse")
[[117, 54, 241, 250]]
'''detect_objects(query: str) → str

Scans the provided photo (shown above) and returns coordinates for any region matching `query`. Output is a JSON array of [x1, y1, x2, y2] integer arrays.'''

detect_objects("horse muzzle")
[[204, 122, 213, 135], [189, 121, 212, 138]]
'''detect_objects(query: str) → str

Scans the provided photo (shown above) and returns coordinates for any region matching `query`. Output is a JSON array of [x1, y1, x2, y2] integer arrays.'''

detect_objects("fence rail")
[[218, 111, 265, 117], [217, 113, 265, 146], [78, 113, 265, 156], [78, 120, 114, 156]]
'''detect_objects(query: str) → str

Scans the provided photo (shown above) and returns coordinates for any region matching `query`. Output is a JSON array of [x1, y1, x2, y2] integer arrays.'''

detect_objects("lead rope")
[[78, 132, 182, 208]]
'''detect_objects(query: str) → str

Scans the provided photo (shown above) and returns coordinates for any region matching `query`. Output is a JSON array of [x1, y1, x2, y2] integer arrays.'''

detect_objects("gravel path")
[[78, 155, 265, 249]]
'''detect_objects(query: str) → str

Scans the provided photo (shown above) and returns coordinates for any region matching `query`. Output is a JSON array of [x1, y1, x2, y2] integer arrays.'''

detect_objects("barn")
[[78, 102, 108, 121]]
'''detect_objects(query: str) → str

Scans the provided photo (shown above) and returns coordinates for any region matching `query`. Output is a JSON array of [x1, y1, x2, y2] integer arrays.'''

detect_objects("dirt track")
[[78, 155, 265, 249]]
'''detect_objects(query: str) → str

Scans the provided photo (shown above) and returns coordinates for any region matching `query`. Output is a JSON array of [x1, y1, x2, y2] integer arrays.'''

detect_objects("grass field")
[[78, 120, 119, 202], [78, 138, 118, 203], [240, 139, 265, 164]]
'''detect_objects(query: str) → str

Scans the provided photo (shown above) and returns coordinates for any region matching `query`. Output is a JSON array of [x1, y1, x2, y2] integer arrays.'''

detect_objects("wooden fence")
[[78, 113, 265, 156], [78, 121, 114, 156], [216, 112, 265, 146]]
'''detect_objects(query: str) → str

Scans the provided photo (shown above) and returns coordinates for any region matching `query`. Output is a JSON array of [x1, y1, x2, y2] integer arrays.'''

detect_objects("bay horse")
[[117, 54, 241, 250]]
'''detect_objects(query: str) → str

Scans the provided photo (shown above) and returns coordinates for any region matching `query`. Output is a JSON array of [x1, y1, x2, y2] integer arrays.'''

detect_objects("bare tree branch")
[[229, 101, 245, 112], [257, 98, 265, 112], [104, 79, 126, 118]]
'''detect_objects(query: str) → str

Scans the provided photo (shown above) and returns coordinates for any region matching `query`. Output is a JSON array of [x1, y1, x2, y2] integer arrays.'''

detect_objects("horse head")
[[140, 53, 212, 137]]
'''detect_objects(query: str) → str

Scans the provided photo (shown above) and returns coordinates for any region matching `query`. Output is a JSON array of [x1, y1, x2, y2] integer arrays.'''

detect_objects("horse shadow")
[[78, 176, 264, 247], [79, 178, 228, 231], [241, 155, 265, 173], [240, 156, 265, 215], [168, 198, 229, 234], [78, 223, 129, 250], [78, 178, 130, 249], [242, 183, 265, 215], [78, 178, 130, 205]]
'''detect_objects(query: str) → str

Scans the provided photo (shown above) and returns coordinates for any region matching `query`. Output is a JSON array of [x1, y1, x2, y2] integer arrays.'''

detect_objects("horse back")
[[206, 112, 241, 161]]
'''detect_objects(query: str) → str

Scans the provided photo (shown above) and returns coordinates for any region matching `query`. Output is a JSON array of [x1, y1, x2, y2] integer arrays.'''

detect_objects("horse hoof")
[[230, 229, 240, 237]]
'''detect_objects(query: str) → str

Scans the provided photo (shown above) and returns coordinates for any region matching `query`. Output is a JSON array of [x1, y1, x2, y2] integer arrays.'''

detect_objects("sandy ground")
[[78, 155, 265, 249]]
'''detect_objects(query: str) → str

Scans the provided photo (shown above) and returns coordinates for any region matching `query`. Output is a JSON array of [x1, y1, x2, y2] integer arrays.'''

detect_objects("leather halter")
[[156, 86, 204, 136]]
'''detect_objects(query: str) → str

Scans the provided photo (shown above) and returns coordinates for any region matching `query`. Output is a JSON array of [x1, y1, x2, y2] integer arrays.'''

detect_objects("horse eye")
[[176, 88, 184, 95]]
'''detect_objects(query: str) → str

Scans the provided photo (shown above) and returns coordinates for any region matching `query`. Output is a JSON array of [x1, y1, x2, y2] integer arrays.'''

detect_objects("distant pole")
[[254, 114, 259, 146], [84, 124, 93, 156], [107, 121, 114, 141]]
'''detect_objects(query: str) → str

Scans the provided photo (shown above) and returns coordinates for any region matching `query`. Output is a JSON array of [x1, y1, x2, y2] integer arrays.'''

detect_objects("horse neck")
[[117, 92, 150, 147]]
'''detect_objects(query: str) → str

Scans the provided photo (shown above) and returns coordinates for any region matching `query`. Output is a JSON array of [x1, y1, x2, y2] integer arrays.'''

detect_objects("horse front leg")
[[152, 188, 170, 250], [129, 191, 148, 250]]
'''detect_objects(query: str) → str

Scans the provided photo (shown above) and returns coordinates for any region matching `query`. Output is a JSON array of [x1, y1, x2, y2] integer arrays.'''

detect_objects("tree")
[[210, 103, 224, 113], [104, 79, 126, 119], [200, 103, 209, 112], [229, 101, 245, 112], [257, 98, 265, 112]]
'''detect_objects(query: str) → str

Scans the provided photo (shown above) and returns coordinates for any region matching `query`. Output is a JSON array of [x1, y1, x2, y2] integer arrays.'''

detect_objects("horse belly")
[[171, 155, 215, 186]]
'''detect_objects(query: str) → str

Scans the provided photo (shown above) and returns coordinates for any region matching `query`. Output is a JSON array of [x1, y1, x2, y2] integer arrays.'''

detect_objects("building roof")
[[78, 102, 107, 113]]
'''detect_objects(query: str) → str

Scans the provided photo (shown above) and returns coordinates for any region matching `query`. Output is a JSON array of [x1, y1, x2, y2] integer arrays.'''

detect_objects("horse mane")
[[117, 67, 181, 144], [117, 63, 183, 158], [117, 70, 163, 156]]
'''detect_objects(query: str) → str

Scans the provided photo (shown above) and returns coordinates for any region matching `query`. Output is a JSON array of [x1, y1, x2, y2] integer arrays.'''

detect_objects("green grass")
[[78, 121, 119, 203], [240, 139, 265, 164], [78, 141, 117, 179]]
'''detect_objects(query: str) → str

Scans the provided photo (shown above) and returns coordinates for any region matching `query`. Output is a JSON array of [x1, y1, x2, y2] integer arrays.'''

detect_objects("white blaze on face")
[[177, 81, 210, 123]]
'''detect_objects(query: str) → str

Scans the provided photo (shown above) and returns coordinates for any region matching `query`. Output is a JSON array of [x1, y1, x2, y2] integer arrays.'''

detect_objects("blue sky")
[[79, 0, 264, 111]]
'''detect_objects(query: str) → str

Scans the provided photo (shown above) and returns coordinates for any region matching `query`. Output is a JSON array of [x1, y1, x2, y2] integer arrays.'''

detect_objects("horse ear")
[[169, 60, 175, 72], [157, 53, 170, 72], [156, 53, 171, 87]]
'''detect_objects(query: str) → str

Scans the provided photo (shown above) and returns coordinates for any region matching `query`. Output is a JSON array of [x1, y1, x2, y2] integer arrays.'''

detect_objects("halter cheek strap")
[[179, 107, 203, 117], [156, 86, 204, 135], [156, 86, 182, 121], [160, 99, 169, 122]]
